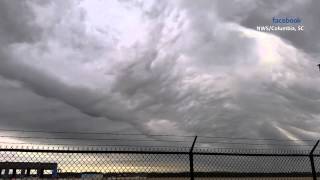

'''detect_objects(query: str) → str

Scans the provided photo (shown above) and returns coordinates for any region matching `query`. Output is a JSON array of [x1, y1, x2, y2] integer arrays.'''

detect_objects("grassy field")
[[3, 176, 315, 179], [108, 178, 313, 180]]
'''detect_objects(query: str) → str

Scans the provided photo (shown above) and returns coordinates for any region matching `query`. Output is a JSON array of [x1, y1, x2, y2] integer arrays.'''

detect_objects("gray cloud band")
[[0, 0, 319, 146]]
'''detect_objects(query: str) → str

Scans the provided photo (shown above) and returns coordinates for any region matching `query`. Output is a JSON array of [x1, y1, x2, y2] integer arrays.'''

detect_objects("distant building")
[[0, 162, 57, 178]]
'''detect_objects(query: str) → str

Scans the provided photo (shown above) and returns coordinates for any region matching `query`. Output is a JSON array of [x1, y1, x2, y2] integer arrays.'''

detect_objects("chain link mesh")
[[0, 146, 318, 179]]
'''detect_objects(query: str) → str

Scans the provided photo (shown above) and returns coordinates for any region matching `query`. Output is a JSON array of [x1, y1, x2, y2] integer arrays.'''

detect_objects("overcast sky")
[[0, 0, 320, 145]]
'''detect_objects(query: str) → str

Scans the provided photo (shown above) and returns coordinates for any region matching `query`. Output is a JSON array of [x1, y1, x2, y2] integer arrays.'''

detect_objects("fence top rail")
[[0, 148, 190, 154], [0, 148, 315, 156], [0, 162, 57, 169]]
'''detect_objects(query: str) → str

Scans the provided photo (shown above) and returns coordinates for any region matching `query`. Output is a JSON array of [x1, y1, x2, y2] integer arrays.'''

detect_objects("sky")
[[0, 0, 320, 146]]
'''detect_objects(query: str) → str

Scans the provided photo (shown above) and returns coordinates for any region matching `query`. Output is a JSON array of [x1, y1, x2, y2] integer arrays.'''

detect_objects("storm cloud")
[[0, 0, 320, 146]]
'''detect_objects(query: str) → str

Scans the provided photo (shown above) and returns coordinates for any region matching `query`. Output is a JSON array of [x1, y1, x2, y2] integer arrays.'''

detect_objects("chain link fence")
[[0, 144, 319, 179]]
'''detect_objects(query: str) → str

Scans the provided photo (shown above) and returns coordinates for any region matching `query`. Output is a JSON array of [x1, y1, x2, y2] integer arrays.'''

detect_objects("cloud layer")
[[0, 0, 320, 146]]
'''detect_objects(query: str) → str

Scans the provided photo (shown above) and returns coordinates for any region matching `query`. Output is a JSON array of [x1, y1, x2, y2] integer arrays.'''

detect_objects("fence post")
[[189, 136, 197, 180], [310, 140, 319, 180]]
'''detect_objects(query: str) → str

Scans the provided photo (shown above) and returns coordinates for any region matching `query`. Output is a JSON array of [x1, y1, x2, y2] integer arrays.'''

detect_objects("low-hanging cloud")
[[0, 0, 320, 146]]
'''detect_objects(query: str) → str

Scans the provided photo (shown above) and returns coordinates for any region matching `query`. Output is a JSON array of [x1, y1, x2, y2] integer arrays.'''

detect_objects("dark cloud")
[[0, 0, 319, 147], [0, 0, 42, 44]]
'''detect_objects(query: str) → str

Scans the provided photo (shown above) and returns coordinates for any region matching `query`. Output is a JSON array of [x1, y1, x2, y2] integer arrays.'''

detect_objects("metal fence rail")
[[0, 137, 319, 179]]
